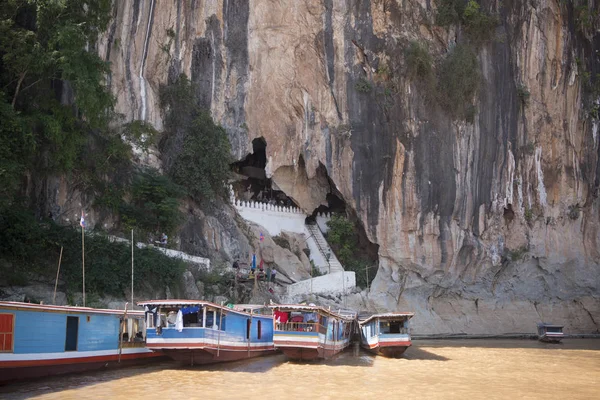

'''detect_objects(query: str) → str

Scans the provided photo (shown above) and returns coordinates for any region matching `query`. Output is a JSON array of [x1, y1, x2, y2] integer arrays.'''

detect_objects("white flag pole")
[[82, 219, 85, 307], [131, 229, 134, 306]]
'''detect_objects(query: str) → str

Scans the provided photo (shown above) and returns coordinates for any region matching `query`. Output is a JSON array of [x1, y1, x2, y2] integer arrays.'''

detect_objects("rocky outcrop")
[[100, 0, 599, 334]]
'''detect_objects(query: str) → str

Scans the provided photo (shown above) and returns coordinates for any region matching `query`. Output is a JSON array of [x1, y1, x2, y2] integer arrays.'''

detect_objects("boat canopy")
[[137, 299, 269, 318], [358, 312, 414, 325], [270, 304, 356, 321], [0, 301, 144, 316]]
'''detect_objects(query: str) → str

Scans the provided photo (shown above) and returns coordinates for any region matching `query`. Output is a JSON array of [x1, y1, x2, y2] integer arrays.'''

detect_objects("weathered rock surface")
[[94, 0, 599, 334]]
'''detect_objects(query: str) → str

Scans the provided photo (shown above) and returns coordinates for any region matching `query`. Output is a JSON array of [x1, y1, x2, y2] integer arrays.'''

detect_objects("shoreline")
[[412, 333, 600, 340]]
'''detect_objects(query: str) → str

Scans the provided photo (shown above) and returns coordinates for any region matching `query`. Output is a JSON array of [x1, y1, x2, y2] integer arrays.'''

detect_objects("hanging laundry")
[[175, 310, 183, 332]]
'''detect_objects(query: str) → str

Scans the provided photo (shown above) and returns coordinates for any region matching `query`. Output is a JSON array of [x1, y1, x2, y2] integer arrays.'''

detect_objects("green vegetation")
[[405, 41, 434, 82], [160, 75, 232, 202], [568, 205, 580, 220], [119, 168, 184, 236], [0, 205, 185, 298], [507, 245, 528, 262], [574, 3, 599, 36], [435, 0, 498, 44], [437, 44, 480, 121], [0, 1, 194, 298], [272, 235, 291, 251], [326, 214, 376, 288], [524, 208, 534, 223], [122, 120, 160, 152], [0, 0, 119, 205], [516, 84, 531, 106], [355, 77, 373, 93], [311, 261, 324, 278], [522, 142, 535, 155]]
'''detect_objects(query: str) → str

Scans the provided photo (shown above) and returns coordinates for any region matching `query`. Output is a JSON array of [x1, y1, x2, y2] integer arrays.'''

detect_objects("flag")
[[259, 232, 264, 242], [251, 253, 256, 270], [80, 211, 86, 228]]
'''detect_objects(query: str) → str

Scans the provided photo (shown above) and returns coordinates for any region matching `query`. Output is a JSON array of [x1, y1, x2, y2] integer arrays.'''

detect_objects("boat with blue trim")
[[0, 301, 162, 384], [271, 304, 356, 361], [138, 300, 275, 365], [358, 312, 413, 357]]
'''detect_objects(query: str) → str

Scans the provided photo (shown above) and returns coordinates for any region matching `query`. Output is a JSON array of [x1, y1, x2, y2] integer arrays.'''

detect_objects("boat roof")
[[358, 312, 414, 325], [231, 304, 270, 312], [269, 303, 357, 320], [0, 301, 144, 316], [537, 323, 564, 328], [137, 299, 272, 318]]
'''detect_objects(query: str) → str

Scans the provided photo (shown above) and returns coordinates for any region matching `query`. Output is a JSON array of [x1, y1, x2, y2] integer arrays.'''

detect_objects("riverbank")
[[413, 333, 600, 340]]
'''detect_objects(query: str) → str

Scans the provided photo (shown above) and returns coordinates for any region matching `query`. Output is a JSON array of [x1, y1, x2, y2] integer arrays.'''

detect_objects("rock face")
[[100, 0, 600, 334]]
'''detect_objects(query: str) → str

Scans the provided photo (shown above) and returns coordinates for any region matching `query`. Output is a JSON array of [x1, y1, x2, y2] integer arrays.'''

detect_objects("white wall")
[[284, 271, 356, 301], [235, 203, 307, 236]]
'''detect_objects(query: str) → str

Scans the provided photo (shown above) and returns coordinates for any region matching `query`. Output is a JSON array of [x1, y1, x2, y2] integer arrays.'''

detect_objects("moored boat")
[[271, 304, 356, 361], [537, 323, 564, 343], [138, 300, 275, 365], [0, 301, 162, 384], [358, 312, 413, 357]]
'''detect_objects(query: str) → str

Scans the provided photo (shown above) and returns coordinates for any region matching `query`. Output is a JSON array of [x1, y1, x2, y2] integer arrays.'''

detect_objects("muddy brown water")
[[1, 339, 599, 399]]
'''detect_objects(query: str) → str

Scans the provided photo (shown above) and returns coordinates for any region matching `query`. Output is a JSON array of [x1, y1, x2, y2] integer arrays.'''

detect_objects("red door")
[[0, 313, 14, 352]]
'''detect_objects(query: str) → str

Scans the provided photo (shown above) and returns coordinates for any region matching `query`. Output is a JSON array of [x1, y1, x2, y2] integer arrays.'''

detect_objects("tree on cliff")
[[159, 74, 232, 203], [0, 0, 114, 204]]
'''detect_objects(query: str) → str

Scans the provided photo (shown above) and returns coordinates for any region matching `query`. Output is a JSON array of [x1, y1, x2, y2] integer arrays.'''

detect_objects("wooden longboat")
[[0, 301, 163, 384], [271, 304, 356, 361], [358, 312, 414, 357], [138, 300, 275, 365]]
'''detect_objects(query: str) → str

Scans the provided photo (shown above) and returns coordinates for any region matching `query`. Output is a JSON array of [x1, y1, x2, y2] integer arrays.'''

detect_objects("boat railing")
[[276, 322, 324, 334]]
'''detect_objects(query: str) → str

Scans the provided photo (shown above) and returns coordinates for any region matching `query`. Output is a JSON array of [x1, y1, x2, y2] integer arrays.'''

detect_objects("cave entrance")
[[230, 138, 296, 206]]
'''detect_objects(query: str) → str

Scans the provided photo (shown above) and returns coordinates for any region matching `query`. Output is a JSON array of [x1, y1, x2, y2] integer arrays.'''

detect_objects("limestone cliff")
[[99, 0, 599, 334]]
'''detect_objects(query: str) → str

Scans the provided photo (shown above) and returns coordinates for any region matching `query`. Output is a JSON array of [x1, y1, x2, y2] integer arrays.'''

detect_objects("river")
[[1, 339, 599, 399]]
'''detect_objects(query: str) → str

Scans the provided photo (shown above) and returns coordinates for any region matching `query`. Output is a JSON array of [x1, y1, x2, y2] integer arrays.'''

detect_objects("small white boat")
[[537, 323, 564, 343], [358, 312, 414, 357]]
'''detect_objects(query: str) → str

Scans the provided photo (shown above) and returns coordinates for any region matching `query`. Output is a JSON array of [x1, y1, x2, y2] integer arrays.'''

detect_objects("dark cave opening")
[[230, 137, 297, 206]]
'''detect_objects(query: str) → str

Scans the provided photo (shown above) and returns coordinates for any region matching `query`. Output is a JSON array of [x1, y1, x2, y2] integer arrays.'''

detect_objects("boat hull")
[[279, 344, 346, 361], [274, 334, 350, 361], [0, 350, 164, 385], [361, 342, 411, 358], [539, 335, 564, 343], [160, 347, 275, 365]]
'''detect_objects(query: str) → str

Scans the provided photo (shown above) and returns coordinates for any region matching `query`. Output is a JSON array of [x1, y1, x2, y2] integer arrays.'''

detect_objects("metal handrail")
[[306, 223, 331, 273]]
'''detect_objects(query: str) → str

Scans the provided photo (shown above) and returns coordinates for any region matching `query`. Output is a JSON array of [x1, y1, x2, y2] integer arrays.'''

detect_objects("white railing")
[[283, 271, 356, 303], [108, 235, 210, 268], [230, 185, 307, 236]]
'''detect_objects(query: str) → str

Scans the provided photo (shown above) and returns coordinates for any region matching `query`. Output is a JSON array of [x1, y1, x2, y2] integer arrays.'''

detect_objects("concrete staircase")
[[305, 223, 343, 273]]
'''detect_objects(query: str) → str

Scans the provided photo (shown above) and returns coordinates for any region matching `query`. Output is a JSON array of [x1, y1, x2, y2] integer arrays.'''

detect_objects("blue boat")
[[0, 301, 163, 384], [138, 300, 275, 365]]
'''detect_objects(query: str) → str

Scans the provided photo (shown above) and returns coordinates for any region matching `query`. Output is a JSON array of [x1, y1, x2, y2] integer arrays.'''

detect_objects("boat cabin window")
[[246, 319, 251, 339], [379, 319, 409, 334], [257, 320, 262, 339], [0, 313, 14, 352]]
